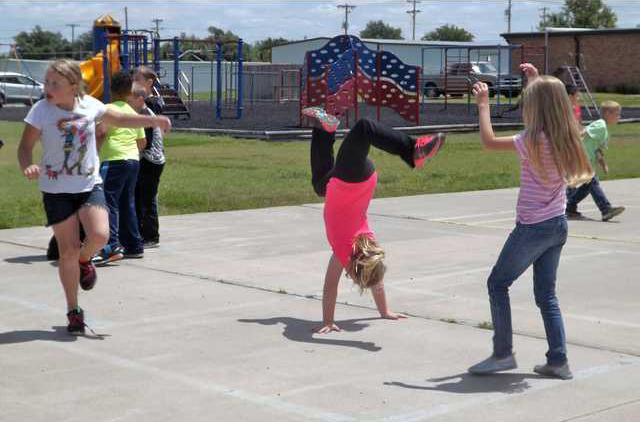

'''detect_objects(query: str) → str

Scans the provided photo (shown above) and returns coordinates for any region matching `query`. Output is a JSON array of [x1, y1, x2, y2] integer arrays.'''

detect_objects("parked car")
[[422, 62, 521, 99], [0, 72, 44, 107], [469, 62, 522, 98]]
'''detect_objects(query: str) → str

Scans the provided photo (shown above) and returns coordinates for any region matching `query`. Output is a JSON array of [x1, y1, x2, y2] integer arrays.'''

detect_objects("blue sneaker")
[[92, 245, 124, 267]]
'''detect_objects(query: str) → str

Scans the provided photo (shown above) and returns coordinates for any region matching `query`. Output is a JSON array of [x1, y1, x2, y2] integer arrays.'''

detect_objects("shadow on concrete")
[[385, 372, 545, 394], [0, 326, 108, 344], [4, 255, 49, 265], [238, 316, 382, 352]]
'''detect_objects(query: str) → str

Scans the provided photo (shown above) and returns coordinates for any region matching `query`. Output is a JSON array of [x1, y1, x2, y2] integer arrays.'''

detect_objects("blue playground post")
[[216, 41, 222, 120], [101, 32, 110, 103], [122, 32, 129, 71], [173, 37, 180, 91], [134, 38, 140, 68], [143, 37, 149, 66], [153, 38, 161, 74], [236, 39, 243, 119]]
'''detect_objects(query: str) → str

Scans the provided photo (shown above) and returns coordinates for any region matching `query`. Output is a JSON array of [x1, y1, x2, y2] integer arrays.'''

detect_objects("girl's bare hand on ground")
[[380, 311, 408, 320], [313, 322, 342, 334], [23, 164, 40, 180]]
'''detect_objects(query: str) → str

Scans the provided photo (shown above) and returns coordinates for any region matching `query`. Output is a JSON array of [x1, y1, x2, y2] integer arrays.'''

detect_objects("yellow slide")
[[80, 39, 120, 99]]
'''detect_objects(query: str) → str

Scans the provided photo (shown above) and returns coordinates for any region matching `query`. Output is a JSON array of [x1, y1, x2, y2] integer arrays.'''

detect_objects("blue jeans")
[[566, 176, 611, 214], [488, 215, 568, 365], [100, 159, 143, 254]]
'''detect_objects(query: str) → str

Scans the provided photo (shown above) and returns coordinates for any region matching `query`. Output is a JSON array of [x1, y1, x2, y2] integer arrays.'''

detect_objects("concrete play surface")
[[1, 179, 639, 421]]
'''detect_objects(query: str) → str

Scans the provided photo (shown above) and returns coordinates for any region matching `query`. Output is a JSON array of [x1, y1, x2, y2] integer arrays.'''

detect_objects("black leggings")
[[310, 119, 416, 196]]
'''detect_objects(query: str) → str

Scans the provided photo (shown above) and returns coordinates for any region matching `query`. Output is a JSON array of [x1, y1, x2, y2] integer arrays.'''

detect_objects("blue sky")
[[1, 0, 639, 54]]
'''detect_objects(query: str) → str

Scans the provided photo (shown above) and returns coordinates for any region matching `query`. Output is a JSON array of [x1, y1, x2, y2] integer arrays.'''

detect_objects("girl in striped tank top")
[[468, 64, 593, 380]]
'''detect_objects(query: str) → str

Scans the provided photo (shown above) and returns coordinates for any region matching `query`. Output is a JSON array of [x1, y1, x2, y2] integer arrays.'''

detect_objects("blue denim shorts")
[[42, 184, 106, 227]]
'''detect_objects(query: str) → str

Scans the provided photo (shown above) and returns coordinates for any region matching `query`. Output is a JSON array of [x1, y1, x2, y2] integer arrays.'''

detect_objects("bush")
[[613, 84, 640, 95], [596, 84, 640, 95]]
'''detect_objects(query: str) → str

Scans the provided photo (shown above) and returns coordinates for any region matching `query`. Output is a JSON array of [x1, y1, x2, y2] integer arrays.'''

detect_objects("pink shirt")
[[323, 172, 377, 268], [513, 132, 567, 224]]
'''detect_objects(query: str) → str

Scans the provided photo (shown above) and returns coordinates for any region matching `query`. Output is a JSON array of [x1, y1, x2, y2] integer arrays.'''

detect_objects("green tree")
[[359, 20, 403, 40], [422, 24, 474, 42], [252, 37, 290, 62], [540, 0, 617, 30], [13, 26, 71, 59], [206, 26, 249, 61], [70, 31, 95, 59]]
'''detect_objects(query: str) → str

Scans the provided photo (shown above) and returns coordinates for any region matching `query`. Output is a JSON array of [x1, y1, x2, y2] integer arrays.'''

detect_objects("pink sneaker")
[[302, 107, 340, 133], [414, 132, 445, 169]]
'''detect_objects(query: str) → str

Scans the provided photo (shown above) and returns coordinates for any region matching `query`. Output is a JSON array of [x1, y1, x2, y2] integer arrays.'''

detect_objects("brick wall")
[[504, 32, 640, 92]]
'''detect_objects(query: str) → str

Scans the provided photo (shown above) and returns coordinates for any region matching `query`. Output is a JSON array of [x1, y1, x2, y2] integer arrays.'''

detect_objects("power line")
[[151, 18, 164, 37], [406, 0, 421, 41], [540, 6, 549, 28], [337, 4, 356, 35], [65, 23, 79, 44]]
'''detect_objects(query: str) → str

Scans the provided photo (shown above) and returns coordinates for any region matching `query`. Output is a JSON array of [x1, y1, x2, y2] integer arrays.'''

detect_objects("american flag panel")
[[301, 35, 420, 124]]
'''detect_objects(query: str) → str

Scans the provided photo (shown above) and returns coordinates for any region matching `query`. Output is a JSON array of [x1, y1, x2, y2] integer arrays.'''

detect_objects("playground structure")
[[301, 35, 421, 126], [80, 14, 249, 120]]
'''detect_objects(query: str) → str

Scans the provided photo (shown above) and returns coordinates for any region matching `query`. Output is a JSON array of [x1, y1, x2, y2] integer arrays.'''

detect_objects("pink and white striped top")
[[513, 131, 567, 224]]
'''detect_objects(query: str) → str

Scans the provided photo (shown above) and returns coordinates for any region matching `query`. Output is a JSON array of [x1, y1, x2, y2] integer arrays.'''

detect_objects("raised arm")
[[17, 123, 42, 180], [101, 108, 172, 133], [520, 62, 540, 86], [472, 82, 516, 151]]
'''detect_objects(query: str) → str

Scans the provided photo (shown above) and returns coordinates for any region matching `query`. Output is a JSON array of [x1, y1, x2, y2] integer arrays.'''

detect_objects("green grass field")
[[1, 120, 638, 229]]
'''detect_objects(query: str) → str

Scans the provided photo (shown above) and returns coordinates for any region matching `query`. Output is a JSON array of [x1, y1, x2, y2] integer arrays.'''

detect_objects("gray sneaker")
[[468, 354, 517, 374], [602, 206, 625, 222], [533, 362, 573, 380]]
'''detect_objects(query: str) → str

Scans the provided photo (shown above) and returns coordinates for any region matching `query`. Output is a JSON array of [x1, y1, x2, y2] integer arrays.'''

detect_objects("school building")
[[501, 28, 640, 93]]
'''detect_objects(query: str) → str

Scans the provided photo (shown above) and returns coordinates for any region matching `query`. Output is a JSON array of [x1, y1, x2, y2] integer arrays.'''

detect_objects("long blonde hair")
[[347, 234, 386, 293], [48, 59, 85, 97], [521, 76, 593, 187]]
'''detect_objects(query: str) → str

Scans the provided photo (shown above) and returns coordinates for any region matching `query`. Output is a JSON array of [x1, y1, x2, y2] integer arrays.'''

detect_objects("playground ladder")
[[158, 84, 190, 119], [562, 66, 600, 119]]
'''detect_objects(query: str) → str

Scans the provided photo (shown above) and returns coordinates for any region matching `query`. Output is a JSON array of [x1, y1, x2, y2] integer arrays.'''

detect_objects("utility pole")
[[407, 0, 421, 41], [151, 18, 164, 37], [337, 4, 356, 35], [124, 7, 129, 31], [505, 0, 512, 33], [540, 7, 548, 29], [66, 23, 78, 59]]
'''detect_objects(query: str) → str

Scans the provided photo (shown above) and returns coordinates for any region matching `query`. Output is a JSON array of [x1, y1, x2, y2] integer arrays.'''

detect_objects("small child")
[[467, 63, 593, 380], [303, 107, 445, 334], [17, 59, 170, 334], [132, 66, 165, 115], [566, 101, 625, 221], [565, 84, 582, 123], [131, 67, 166, 248], [93, 71, 149, 266]]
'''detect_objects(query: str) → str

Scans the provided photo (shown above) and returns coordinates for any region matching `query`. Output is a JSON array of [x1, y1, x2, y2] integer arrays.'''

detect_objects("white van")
[[0, 72, 44, 107]]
